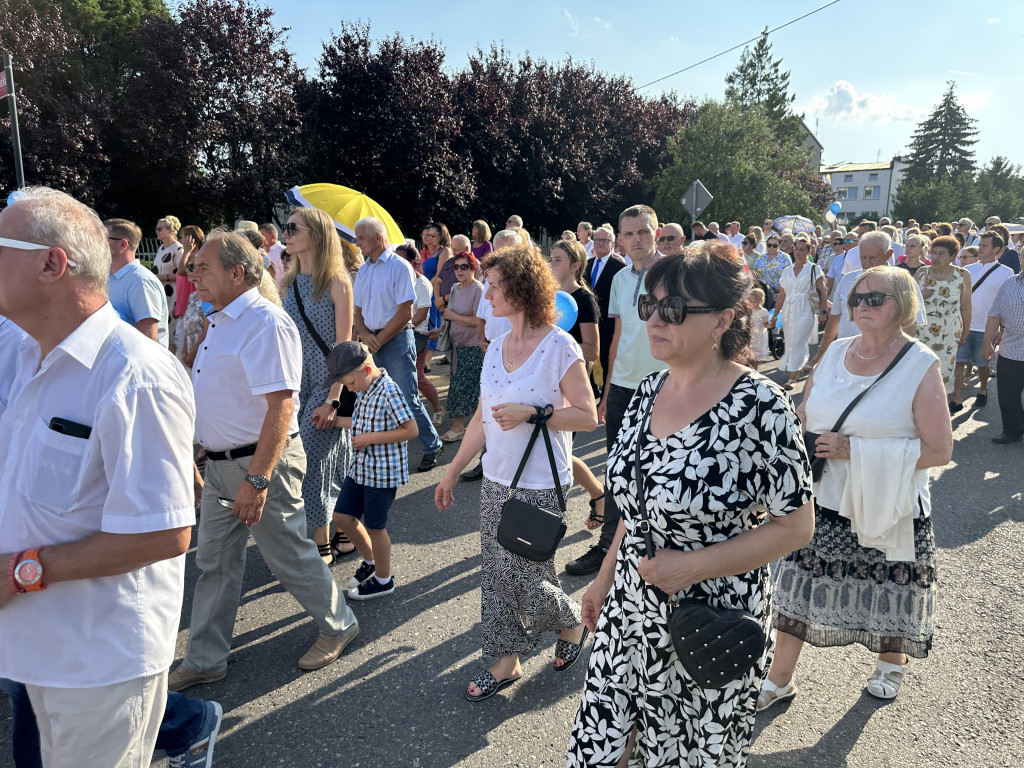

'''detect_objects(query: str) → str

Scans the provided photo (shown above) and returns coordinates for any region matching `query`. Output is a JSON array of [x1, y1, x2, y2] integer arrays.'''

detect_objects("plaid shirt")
[[989, 273, 1024, 362], [349, 369, 415, 487]]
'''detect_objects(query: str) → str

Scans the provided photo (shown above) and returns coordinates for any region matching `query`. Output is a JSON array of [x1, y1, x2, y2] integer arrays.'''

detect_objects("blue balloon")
[[554, 291, 578, 332], [6, 190, 25, 206], [829, 201, 841, 214]]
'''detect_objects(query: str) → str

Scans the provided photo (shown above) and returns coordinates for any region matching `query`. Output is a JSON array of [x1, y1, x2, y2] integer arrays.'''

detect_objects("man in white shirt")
[[106, 217, 169, 346], [952, 234, 1014, 411], [0, 187, 196, 766], [728, 221, 745, 248], [584, 224, 627, 393], [170, 230, 359, 691], [260, 222, 285, 284], [709, 221, 729, 243], [352, 217, 443, 471]]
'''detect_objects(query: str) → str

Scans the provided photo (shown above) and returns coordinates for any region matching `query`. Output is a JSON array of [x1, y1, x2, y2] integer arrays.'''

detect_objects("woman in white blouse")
[[773, 237, 827, 388]]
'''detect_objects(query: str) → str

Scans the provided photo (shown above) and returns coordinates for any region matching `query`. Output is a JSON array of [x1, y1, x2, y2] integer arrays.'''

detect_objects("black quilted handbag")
[[634, 372, 766, 689]]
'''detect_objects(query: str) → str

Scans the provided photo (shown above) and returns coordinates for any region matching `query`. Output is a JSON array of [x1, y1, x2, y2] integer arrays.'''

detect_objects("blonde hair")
[[158, 215, 181, 234], [749, 286, 765, 304], [340, 239, 363, 275], [847, 266, 918, 327], [258, 271, 281, 306], [279, 207, 349, 302]]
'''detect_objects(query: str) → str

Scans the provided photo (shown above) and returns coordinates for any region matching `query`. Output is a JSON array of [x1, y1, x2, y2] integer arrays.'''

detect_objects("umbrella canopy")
[[285, 184, 405, 245], [772, 215, 815, 234]]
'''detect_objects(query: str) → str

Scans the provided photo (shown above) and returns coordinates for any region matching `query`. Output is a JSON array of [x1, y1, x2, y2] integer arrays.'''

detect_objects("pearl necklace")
[[855, 333, 903, 360]]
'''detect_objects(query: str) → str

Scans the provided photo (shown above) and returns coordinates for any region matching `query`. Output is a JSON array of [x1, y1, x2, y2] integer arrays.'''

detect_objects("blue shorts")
[[955, 330, 988, 367], [334, 477, 397, 530]]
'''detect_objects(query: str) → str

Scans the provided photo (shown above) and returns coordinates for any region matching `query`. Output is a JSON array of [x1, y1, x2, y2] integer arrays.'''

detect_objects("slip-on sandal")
[[866, 659, 906, 699], [466, 670, 520, 702], [440, 429, 465, 443], [756, 678, 797, 711], [553, 626, 590, 672]]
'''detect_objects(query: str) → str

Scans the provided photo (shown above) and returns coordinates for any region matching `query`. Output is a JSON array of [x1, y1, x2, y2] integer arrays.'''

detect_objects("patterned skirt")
[[447, 345, 484, 418], [479, 478, 581, 658], [772, 505, 936, 658]]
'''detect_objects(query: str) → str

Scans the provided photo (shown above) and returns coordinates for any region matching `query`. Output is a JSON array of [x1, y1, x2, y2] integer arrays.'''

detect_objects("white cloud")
[[986, 17, 1001, 24], [562, 8, 580, 37], [805, 80, 926, 123], [592, 16, 612, 30]]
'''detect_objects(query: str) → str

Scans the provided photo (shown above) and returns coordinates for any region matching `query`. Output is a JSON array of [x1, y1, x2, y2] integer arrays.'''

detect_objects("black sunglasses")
[[282, 223, 306, 236], [849, 291, 895, 308], [453, 262, 474, 271], [767, 242, 780, 248], [658, 235, 678, 242], [637, 294, 726, 324]]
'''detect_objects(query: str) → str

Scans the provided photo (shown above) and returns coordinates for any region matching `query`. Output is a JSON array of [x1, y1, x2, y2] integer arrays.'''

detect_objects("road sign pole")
[[4, 54, 25, 190]]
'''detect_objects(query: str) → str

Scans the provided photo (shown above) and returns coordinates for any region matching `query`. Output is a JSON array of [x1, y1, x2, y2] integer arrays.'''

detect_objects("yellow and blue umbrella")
[[285, 183, 405, 245]]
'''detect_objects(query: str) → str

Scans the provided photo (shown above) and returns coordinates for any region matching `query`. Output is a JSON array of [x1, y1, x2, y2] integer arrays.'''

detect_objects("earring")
[[712, 335, 719, 351]]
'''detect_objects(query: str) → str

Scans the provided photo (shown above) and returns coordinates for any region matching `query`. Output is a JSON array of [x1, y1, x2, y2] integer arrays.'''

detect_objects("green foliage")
[[974, 156, 1024, 222], [892, 176, 978, 223], [652, 100, 823, 227], [902, 82, 978, 186], [724, 27, 801, 142]]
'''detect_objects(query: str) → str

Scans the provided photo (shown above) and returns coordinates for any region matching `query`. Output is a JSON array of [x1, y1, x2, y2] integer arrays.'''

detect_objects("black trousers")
[[996, 354, 1024, 437], [597, 383, 636, 551]]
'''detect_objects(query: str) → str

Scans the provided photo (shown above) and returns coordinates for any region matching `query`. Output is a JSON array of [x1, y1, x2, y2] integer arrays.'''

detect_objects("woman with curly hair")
[[435, 244, 598, 702]]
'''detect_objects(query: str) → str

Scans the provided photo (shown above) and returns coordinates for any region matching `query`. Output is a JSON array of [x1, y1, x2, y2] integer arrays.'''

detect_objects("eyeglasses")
[[0, 237, 77, 267], [282, 223, 307, 236], [593, 237, 613, 244], [831, 240, 843, 246], [658, 235, 678, 243], [186, 262, 196, 273], [849, 291, 895, 307], [108, 236, 127, 244], [637, 294, 726, 324], [453, 263, 473, 271], [843, 238, 856, 244], [766, 243, 779, 248]]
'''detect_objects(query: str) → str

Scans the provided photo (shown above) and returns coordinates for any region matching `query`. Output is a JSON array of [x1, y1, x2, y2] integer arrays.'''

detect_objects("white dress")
[[778, 263, 817, 372]]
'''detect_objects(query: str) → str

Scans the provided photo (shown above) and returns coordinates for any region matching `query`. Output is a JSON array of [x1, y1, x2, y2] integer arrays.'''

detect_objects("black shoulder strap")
[[828, 340, 915, 433], [292, 284, 332, 357], [508, 420, 566, 512], [971, 263, 1001, 293]]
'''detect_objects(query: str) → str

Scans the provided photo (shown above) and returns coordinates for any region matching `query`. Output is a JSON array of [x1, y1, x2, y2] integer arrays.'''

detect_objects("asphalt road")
[[2, 355, 1023, 768]]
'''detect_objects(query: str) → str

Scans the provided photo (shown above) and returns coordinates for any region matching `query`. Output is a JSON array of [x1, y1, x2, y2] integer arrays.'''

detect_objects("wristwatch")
[[324, 398, 342, 411], [245, 473, 270, 491], [13, 550, 47, 592]]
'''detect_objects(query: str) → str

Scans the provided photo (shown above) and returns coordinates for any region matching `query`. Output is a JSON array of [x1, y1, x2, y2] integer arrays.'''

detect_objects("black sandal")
[[553, 626, 590, 673], [586, 493, 605, 528], [330, 531, 356, 559], [317, 543, 335, 567], [466, 670, 520, 702]]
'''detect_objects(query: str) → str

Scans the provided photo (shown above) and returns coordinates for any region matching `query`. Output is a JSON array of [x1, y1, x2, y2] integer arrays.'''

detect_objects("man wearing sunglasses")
[[104, 217, 169, 348], [566, 204, 668, 577], [813, 231, 926, 366], [656, 223, 685, 257]]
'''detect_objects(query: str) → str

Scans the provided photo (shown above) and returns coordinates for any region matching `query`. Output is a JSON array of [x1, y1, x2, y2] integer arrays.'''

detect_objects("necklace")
[[504, 333, 538, 371], [855, 333, 903, 360]]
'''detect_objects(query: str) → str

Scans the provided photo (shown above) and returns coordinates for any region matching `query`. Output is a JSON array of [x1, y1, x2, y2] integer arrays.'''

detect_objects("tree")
[[892, 177, 978, 224], [902, 82, 978, 186], [651, 100, 826, 228], [974, 156, 1024, 222], [724, 27, 799, 139]]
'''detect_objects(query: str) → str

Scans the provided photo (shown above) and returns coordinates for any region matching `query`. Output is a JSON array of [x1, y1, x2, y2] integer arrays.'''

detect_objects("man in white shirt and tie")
[[584, 224, 627, 394]]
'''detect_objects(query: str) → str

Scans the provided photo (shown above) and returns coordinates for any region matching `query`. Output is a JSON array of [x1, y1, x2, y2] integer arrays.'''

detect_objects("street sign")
[[680, 180, 712, 221]]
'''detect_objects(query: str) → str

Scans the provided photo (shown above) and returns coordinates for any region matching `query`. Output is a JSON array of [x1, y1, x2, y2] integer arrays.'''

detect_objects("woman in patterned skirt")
[[567, 243, 815, 768], [762, 266, 953, 711], [435, 244, 598, 702], [437, 250, 484, 442]]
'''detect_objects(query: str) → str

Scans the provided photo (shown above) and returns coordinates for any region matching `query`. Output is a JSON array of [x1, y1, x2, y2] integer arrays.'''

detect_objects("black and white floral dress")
[[567, 370, 812, 768]]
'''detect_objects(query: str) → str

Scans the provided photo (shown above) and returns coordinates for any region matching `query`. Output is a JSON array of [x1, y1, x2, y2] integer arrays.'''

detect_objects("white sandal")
[[756, 678, 797, 712], [866, 659, 907, 699]]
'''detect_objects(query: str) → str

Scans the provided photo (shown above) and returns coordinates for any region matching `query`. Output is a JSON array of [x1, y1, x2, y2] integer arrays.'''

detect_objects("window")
[[868, 172, 879, 181], [843, 174, 854, 182], [863, 186, 881, 200], [837, 187, 858, 201]]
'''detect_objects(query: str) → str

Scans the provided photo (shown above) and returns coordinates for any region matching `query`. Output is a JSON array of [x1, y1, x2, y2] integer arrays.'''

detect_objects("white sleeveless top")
[[804, 336, 938, 513]]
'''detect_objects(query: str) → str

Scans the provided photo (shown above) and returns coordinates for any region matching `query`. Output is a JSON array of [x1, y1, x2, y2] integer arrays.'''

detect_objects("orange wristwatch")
[[11, 549, 47, 593]]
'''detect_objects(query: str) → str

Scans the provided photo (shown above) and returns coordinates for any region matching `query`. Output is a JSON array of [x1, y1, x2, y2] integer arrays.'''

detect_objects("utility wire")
[[635, 0, 842, 90]]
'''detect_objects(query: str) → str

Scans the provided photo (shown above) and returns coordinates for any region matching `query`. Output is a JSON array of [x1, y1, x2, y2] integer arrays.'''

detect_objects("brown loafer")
[[167, 663, 227, 692], [298, 624, 360, 671]]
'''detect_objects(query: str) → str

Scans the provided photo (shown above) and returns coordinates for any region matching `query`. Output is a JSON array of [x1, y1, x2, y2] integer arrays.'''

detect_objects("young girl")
[[747, 288, 772, 369]]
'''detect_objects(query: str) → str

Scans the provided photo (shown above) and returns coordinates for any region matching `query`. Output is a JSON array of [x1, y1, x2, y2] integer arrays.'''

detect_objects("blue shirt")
[[349, 369, 415, 487], [108, 260, 169, 347], [352, 249, 416, 330]]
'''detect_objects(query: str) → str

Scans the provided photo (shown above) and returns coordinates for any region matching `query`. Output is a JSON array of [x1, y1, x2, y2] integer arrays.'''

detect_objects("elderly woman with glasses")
[[753, 236, 792, 300], [436, 250, 485, 441], [762, 266, 952, 712], [567, 242, 814, 768]]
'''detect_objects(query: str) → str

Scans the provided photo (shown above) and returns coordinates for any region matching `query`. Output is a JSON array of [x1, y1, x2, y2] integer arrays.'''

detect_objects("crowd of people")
[[0, 188, 1021, 768]]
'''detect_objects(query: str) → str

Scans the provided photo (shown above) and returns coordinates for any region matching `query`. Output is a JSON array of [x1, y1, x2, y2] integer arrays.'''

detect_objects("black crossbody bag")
[[634, 372, 766, 689], [803, 340, 914, 481], [496, 408, 568, 562], [292, 285, 356, 417]]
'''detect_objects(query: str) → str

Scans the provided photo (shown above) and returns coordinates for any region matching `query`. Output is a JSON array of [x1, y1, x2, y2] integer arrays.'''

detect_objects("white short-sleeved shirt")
[[192, 287, 302, 451], [413, 273, 433, 334], [480, 328, 582, 489], [351, 249, 416, 330], [0, 315, 26, 412], [108, 260, 170, 347], [0, 303, 196, 687], [965, 260, 1014, 332], [607, 264, 668, 389], [831, 269, 927, 340], [476, 280, 513, 341]]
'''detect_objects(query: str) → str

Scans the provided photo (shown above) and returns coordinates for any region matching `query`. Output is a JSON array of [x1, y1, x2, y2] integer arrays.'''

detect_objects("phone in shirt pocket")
[[17, 417, 92, 512]]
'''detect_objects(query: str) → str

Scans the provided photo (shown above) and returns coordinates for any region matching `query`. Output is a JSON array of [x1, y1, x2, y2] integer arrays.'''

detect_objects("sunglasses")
[[849, 291, 895, 308], [767, 243, 780, 248], [453, 262, 473, 271], [658, 235, 678, 243], [831, 240, 843, 245], [282, 223, 307, 236], [0, 236, 77, 267], [637, 294, 726, 324], [844, 238, 856, 243]]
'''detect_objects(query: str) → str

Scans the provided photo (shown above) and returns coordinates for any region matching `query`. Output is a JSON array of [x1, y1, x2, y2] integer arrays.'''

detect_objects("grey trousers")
[[183, 438, 357, 673]]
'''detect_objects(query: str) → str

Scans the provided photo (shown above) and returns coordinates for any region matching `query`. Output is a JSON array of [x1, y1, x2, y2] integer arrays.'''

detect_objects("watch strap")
[[7, 551, 25, 595], [13, 549, 47, 592]]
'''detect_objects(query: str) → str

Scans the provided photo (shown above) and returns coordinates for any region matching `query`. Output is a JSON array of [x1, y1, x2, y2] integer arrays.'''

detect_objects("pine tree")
[[724, 28, 796, 123], [902, 82, 978, 185]]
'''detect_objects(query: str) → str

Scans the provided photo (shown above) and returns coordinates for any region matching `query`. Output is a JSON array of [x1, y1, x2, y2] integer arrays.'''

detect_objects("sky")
[[260, 0, 1024, 170]]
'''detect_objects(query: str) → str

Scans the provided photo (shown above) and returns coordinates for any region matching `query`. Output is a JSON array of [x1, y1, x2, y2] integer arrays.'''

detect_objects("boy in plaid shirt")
[[328, 341, 418, 599]]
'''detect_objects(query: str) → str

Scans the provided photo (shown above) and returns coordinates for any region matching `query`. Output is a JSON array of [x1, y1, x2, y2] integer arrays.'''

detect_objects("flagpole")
[[4, 54, 25, 189]]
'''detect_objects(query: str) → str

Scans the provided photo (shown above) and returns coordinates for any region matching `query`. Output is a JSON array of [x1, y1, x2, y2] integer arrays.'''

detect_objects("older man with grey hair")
[[169, 229, 359, 691], [657, 222, 685, 256]]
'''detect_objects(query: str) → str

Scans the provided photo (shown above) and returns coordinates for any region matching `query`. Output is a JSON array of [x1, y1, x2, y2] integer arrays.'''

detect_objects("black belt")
[[206, 432, 298, 462]]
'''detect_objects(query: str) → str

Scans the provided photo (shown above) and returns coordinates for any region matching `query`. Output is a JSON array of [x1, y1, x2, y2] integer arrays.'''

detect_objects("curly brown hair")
[[483, 244, 557, 328]]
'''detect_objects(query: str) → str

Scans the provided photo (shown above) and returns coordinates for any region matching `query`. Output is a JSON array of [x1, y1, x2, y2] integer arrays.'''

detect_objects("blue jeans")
[[0, 678, 41, 768], [374, 328, 442, 454]]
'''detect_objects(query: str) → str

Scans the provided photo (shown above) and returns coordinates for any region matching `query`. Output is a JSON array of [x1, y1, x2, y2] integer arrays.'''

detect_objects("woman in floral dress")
[[914, 235, 972, 396]]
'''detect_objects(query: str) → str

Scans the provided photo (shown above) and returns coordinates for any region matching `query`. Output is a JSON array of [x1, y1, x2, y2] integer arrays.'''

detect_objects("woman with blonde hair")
[[155, 215, 184, 349], [281, 206, 357, 563]]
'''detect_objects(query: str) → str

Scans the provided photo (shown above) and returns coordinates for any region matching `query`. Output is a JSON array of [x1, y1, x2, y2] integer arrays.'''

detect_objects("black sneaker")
[[460, 462, 483, 481], [348, 576, 395, 600], [565, 544, 607, 576], [991, 433, 1023, 444], [348, 560, 375, 589], [417, 445, 443, 472]]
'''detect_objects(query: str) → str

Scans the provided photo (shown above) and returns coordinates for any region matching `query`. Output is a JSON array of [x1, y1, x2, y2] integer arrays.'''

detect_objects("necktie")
[[591, 258, 602, 288]]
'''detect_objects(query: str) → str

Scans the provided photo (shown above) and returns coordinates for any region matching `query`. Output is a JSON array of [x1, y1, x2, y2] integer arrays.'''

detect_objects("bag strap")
[[635, 372, 670, 559], [292, 284, 332, 357], [508, 418, 566, 512], [827, 340, 915, 434], [971, 262, 1001, 293]]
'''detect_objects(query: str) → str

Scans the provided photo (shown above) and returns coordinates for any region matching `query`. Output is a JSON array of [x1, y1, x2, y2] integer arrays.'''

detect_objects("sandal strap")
[[874, 661, 907, 677], [471, 670, 498, 694]]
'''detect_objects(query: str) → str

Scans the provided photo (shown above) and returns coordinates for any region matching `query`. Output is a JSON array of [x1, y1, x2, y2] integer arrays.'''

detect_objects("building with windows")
[[820, 157, 909, 224]]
